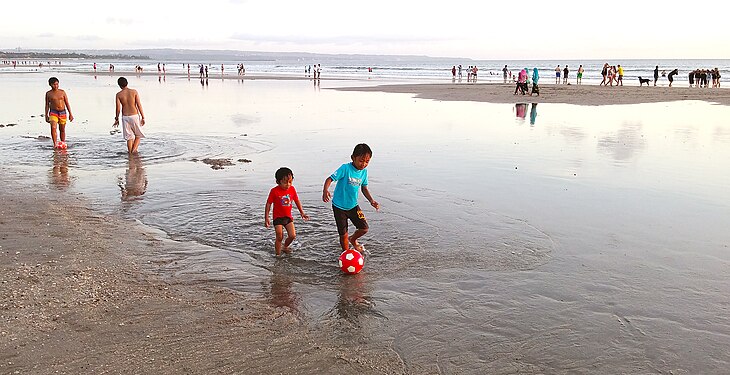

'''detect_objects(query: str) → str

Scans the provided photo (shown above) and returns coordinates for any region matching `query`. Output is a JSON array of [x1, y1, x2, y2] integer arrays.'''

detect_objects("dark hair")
[[48, 77, 58, 85], [275, 167, 293, 183], [117, 77, 128, 87], [351, 143, 372, 158]]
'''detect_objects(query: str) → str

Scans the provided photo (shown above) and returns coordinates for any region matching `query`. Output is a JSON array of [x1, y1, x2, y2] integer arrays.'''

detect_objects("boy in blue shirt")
[[322, 144, 380, 252]]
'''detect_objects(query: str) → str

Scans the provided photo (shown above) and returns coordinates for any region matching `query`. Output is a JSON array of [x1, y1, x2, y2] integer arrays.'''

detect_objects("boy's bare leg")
[[59, 123, 66, 142], [274, 225, 284, 256], [131, 138, 141, 154], [282, 222, 296, 253], [50, 121, 58, 147], [348, 228, 368, 251]]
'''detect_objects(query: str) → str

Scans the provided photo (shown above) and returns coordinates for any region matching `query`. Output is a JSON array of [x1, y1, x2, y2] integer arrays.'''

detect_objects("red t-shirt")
[[267, 186, 299, 220]]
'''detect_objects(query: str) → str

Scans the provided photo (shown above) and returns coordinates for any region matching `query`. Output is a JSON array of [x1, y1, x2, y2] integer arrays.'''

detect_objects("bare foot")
[[283, 247, 292, 254], [349, 240, 364, 252]]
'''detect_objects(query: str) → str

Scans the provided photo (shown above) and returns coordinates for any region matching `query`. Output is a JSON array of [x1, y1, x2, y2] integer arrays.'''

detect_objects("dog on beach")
[[638, 76, 650, 86]]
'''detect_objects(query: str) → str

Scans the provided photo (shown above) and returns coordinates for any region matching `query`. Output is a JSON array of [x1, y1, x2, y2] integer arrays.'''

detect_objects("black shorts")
[[332, 205, 368, 236], [272, 217, 293, 227]]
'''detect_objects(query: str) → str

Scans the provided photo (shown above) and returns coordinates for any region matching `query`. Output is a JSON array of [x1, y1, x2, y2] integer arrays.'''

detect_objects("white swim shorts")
[[121, 114, 145, 141]]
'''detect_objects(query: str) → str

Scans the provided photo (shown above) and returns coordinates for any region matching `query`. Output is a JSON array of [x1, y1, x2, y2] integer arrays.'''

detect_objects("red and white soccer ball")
[[56, 141, 67, 150], [339, 249, 364, 274]]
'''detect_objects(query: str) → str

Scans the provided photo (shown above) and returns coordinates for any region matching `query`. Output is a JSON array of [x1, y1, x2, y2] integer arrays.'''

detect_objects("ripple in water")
[[2, 132, 272, 170]]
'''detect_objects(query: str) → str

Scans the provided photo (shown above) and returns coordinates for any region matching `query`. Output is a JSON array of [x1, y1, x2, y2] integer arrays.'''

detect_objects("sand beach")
[[337, 82, 730, 106], [2, 68, 730, 374]]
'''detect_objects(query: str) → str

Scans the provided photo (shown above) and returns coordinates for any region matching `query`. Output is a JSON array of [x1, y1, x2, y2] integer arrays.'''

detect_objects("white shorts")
[[121, 114, 145, 141]]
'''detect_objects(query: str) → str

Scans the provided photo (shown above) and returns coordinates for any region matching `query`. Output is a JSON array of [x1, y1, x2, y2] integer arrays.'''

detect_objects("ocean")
[[3, 54, 729, 85], [1, 68, 730, 373]]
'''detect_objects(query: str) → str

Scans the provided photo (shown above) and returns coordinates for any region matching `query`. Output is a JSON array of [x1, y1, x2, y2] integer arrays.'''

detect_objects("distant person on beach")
[[265, 167, 310, 256], [600, 63, 608, 86], [530, 68, 540, 96], [93, 62, 96, 72], [555, 65, 561, 84], [563, 65, 569, 84], [577, 65, 584, 84], [322, 143, 380, 253], [668, 69, 678, 87], [607, 66, 615, 87], [514, 69, 527, 95], [714, 68, 721, 88], [458, 64, 462, 78], [503, 65, 509, 83], [452, 66, 456, 78], [654, 65, 659, 86], [113, 77, 146, 154], [44, 77, 74, 149], [617, 65, 624, 86]]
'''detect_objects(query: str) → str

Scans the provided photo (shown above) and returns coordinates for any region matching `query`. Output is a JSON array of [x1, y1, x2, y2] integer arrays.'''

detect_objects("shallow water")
[[2, 72, 730, 373]]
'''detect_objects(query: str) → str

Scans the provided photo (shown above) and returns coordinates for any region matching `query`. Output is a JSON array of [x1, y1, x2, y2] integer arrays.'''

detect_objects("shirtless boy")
[[113, 77, 146, 154], [44, 77, 74, 149]]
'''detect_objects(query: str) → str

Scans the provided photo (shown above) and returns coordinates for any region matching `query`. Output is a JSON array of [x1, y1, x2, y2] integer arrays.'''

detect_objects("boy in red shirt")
[[265, 167, 310, 256]]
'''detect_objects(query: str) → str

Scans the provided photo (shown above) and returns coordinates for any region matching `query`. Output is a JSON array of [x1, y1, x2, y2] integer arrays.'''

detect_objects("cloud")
[[230, 33, 453, 46], [105, 17, 134, 26], [74, 35, 103, 41]]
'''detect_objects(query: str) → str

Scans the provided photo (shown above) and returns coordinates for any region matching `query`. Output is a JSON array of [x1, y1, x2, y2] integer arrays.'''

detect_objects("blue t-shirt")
[[330, 162, 368, 210]]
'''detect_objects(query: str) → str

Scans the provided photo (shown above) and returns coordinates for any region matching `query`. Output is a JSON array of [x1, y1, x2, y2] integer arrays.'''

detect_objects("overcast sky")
[[2, 0, 728, 60]]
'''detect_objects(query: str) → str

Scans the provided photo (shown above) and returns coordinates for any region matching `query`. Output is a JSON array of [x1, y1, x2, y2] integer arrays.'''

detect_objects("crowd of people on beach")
[[688, 68, 722, 88], [451, 65, 480, 82], [512, 67, 540, 96], [452, 63, 724, 89]]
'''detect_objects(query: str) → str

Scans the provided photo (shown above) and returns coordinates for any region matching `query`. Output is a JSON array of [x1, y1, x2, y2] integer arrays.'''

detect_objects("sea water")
[[4, 56, 730, 86], [1, 71, 730, 373]]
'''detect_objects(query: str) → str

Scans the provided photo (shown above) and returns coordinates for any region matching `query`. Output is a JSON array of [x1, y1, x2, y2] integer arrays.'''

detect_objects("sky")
[[2, 0, 728, 60]]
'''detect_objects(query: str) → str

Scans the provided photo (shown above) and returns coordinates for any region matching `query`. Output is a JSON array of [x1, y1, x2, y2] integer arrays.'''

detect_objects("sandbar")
[[335, 83, 730, 106]]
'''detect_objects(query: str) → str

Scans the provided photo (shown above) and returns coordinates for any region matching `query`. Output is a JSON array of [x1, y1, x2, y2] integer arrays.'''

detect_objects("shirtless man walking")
[[113, 77, 146, 154], [44, 77, 74, 149]]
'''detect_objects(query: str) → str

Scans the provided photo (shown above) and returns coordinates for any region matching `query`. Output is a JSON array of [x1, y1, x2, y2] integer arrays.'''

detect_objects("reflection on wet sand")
[[118, 154, 148, 201], [329, 273, 383, 323], [49, 149, 71, 190], [530, 103, 538, 125], [266, 260, 301, 316], [515, 103, 527, 121]]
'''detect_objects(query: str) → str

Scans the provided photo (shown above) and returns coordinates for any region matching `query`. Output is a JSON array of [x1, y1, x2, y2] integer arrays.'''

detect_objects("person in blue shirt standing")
[[322, 143, 380, 253]]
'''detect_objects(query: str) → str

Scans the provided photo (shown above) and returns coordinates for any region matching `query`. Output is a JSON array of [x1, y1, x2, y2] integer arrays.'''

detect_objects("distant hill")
[[1, 48, 468, 63], [0, 51, 149, 60]]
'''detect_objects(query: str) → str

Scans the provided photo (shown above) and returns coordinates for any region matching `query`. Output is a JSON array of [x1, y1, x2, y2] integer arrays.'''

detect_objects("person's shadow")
[[49, 149, 71, 190], [118, 154, 148, 202]]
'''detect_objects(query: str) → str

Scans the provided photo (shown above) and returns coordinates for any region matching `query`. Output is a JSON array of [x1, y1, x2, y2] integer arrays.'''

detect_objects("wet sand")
[[0, 171, 404, 374], [335, 82, 730, 106]]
